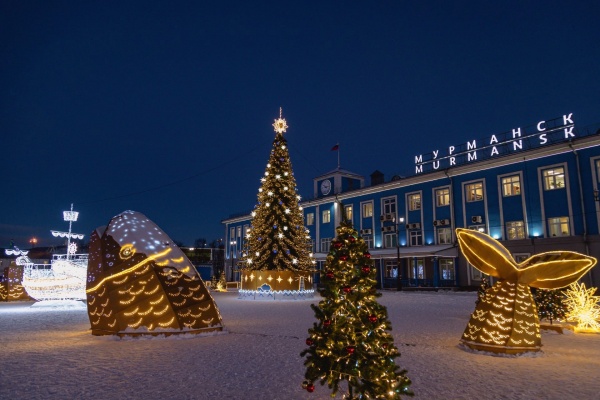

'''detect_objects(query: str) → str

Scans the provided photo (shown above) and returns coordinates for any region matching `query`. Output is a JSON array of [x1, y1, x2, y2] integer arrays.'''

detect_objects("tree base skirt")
[[239, 270, 314, 292], [460, 339, 541, 355]]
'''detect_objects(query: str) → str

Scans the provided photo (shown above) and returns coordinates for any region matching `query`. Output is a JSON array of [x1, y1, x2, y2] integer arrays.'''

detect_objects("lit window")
[[543, 167, 565, 190], [306, 213, 314, 226], [436, 188, 450, 206], [362, 202, 373, 218], [384, 260, 398, 279], [548, 217, 569, 237], [437, 227, 452, 244], [439, 259, 455, 280], [506, 221, 526, 240], [408, 193, 421, 211], [362, 235, 373, 249], [466, 182, 484, 202], [322, 210, 331, 223], [502, 175, 521, 196], [344, 205, 353, 221], [596, 160, 600, 182], [409, 258, 425, 279]]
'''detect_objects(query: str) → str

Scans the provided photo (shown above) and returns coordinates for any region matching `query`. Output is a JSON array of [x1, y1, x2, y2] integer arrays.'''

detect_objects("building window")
[[513, 253, 530, 263], [436, 188, 450, 207], [242, 224, 249, 245], [383, 197, 396, 215], [321, 238, 332, 253], [384, 260, 398, 278], [506, 221, 526, 240], [465, 182, 484, 202], [344, 205, 353, 221], [502, 175, 521, 196], [469, 225, 486, 233], [470, 264, 483, 280], [543, 167, 565, 190], [362, 202, 373, 218], [409, 258, 425, 279], [548, 217, 569, 237], [439, 259, 455, 280], [437, 227, 452, 244], [408, 193, 421, 211], [230, 227, 235, 241], [409, 230, 422, 246], [322, 210, 331, 223], [596, 160, 600, 182], [384, 233, 397, 248], [310, 240, 316, 253], [362, 235, 373, 249], [306, 213, 314, 226]]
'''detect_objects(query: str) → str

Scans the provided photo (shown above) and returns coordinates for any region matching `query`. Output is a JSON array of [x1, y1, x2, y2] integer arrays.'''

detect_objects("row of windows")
[[305, 166, 568, 226], [383, 258, 455, 280]]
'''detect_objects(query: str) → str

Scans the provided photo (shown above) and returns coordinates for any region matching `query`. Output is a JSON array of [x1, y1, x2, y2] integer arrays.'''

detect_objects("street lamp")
[[29, 237, 38, 248], [396, 216, 405, 291], [230, 240, 237, 281]]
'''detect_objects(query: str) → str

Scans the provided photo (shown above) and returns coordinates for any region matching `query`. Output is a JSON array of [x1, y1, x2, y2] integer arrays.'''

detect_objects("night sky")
[[2, 1, 599, 248]]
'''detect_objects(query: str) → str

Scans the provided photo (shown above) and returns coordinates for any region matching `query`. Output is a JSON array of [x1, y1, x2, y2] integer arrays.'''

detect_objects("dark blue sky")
[[2, 1, 599, 248]]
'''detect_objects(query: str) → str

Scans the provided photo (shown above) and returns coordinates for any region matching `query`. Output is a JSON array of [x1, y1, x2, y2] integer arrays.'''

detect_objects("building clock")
[[320, 179, 332, 195]]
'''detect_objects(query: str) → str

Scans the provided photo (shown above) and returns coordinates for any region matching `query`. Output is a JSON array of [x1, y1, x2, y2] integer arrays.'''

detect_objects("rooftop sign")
[[415, 113, 575, 174]]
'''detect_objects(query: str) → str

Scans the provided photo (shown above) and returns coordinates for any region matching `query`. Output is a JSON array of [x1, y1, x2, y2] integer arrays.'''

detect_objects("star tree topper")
[[273, 107, 288, 134]]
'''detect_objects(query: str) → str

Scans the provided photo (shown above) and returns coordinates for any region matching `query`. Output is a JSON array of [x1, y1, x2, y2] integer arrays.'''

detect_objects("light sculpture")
[[456, 228, 597, 354], [86, 211, 223, 336], [563, 282, 600, 333]]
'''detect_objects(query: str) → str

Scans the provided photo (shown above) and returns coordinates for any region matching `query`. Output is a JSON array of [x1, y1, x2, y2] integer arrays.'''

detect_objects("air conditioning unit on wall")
[[471, 216, 483, 223], [407, 223, 421, 230], [381, 226, 395, 233], [380, 214, 395, 222], [434, 219, 451, 226], [360, 229, 372, 235]]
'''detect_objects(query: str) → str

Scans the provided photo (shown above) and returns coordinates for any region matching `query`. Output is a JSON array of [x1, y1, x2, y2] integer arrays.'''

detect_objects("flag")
[[330, 144, 339, 151]]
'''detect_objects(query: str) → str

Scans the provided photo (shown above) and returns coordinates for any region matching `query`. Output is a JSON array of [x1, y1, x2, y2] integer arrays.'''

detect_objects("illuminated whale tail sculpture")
[[86, 211, 223, 336], [456, 228, 596, 354]]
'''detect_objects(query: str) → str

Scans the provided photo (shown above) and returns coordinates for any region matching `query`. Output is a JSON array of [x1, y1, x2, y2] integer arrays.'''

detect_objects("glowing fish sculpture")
[[86, 211, 223, 336], [456, 228, 596, 354]]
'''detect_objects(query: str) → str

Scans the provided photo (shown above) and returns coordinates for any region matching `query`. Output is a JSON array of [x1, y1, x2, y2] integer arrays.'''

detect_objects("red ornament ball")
[[323, 320, 331, 327], [364, 252, 371, 259], [342, 286, 352, 294], [361, 266, 371, 274], [306, 338, 314, 346], [333, 241, 343, 249], [349, 236, 356, 242], [325, 271, 334, 279], [306, 384, 315, 393], [339, 255, 348, 261], [346, 346, 356, 354], [368, 315, 378, 323]]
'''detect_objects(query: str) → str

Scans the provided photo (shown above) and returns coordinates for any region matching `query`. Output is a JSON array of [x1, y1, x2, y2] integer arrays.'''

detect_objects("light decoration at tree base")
[[563, 282, 600, 333], [86, 211, 223, 336], [239, 270, 314, 299], [456, 228, 597, 354]]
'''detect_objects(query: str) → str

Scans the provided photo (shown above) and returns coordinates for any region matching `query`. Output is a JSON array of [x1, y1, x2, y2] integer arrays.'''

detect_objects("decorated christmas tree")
[[239, 109, 315, 297], [301, 219, 412, 398], [534, 288, 566, 325]]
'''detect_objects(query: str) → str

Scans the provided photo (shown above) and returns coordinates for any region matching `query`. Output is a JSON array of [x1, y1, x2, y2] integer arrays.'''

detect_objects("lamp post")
[[230, 240, 237, 281], [396, 216, 405, 291], [29, 237, 38, 249]]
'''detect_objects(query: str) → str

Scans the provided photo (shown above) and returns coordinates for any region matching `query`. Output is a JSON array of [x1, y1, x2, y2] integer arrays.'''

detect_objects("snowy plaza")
[[1, 291, 599, 400]]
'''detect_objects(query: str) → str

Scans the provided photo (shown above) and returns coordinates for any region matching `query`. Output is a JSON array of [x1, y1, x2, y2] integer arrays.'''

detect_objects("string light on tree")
[[301, 218, 412, 398], [239, 109, 315, 299]]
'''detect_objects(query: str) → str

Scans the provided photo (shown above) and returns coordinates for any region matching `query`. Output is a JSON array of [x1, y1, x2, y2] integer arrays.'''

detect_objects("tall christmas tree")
[[301, 219, 412, 398], [239, 109, 315, 296]]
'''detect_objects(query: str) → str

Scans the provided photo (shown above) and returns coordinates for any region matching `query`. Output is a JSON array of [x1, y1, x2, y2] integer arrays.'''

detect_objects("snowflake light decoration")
[[564, 282, 600, 333], [272, 107, 288, 134]]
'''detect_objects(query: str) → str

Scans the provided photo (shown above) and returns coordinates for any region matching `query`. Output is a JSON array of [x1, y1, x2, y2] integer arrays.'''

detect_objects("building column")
[[432, 256, 439, 287]]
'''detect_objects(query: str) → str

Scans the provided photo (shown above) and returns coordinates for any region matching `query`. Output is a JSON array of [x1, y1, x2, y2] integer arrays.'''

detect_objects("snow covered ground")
[[1, 291, 599, 399]]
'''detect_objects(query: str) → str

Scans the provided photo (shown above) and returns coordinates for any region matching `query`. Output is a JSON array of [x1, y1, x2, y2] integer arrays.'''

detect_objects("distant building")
[[223, 114, 600, 290]]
